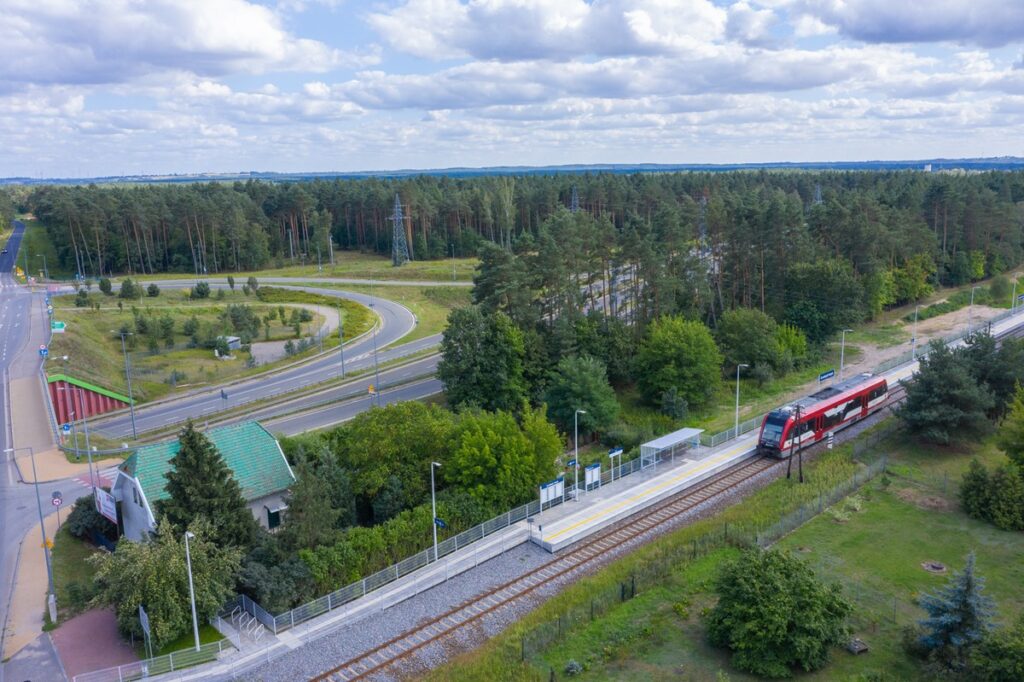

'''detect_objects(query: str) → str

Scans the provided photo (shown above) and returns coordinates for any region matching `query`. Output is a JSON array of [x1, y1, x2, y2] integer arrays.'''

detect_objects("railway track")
[[311, 453, 778, 681], [312, 380, 911, 682]]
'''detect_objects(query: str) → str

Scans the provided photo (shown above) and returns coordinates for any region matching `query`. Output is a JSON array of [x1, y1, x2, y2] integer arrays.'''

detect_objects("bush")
[[74, 289, 89, 307], [65, 493, 117, 542], [98, 277, 112, 295], [564, 660, 583, 676], [118, 277, 141, 299], [147, 282, 160, 297], [705, 548, 852, 678], [192, 281, 211, 299]]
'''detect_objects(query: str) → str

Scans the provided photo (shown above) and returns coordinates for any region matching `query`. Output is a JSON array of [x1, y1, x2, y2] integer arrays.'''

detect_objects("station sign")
[[818, 368, 835, 383]]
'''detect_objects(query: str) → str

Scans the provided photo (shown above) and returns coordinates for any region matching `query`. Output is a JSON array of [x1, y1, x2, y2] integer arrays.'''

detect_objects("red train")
[[757, 373, 888, 458]]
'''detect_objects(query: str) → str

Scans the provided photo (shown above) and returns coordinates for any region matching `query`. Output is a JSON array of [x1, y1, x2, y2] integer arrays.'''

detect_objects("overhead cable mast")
[[390, 193, 410, 267]]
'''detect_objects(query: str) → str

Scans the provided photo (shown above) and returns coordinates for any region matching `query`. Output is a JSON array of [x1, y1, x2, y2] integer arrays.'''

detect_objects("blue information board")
[[818, 368, 835, 382]]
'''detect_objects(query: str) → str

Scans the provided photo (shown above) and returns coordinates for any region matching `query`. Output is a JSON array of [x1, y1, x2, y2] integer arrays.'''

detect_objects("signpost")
[[539, 476, 564, 510], [51, 320, 66, 333], [608, 447, 623, 483], [433, 517, 447, 530], [818, 368, 835, 383], [51, 491, 63, 526], [61, 423, 71, 435], [38, 344, 48, 359]]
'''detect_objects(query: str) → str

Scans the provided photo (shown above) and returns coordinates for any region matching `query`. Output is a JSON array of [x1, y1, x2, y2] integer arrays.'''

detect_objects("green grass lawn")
[[296, 282, 471, 342], [121, 249, 479, 283], [49, 287, 373, 405], [14, 215, 71, 281], [149, 623, 224, 658], [51, 525, 102, 624], [473, 434, 1024, 682]]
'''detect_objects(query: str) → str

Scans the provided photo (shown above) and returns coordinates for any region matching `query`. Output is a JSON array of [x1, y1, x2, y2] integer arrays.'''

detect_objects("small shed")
[[640, 427, 704, 468]]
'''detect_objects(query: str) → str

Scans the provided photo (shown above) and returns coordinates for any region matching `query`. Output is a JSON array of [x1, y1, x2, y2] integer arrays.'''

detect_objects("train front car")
[[757, 409, 792, 458]]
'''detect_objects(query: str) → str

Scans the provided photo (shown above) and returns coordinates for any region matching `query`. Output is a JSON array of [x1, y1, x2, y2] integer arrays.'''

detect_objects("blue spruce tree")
[[918, 552, 994, 670]]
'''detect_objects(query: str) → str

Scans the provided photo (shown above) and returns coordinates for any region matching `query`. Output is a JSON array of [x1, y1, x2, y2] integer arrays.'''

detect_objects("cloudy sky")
[[2, 0, 1023, 177]]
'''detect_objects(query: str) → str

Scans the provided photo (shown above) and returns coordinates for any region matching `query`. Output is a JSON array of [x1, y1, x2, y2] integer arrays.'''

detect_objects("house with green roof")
[[112, 421, 295, 541]]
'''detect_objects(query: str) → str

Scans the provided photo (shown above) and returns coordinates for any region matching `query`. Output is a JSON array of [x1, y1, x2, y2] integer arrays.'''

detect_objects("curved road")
[[91, 281, 422, 439]]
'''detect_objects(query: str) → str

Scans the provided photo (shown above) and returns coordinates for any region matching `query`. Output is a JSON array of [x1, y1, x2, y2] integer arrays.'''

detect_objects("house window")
[[132, 484, 140, 506], [267, 508, 281, 530]]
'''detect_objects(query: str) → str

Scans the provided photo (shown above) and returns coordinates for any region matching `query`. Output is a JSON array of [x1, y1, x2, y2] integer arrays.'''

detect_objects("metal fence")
[[520, 455, 889, 670], [699, 413, 765, 449], [231, 450, 663, 635], [72, 637, 234, 682]]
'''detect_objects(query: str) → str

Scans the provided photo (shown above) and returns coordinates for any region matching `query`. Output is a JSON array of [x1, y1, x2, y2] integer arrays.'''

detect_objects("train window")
[[823, 411, 842, 429], [868, 385, 887, 401]]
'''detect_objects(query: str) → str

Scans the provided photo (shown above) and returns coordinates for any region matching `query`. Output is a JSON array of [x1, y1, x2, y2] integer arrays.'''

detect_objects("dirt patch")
[[895, 487, 953, 511]]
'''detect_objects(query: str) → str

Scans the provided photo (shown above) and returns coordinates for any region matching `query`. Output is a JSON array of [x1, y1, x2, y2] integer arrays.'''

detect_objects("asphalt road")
[[91, 281, 425, 439], [0, 221, 79, 681]]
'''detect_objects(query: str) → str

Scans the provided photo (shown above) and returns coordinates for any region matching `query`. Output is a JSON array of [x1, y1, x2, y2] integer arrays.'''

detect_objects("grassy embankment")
[[50, 523, 101, 625], [431, 434, 1023, 681], [13, 215, 71, 281], [49, 286, 372, 404]]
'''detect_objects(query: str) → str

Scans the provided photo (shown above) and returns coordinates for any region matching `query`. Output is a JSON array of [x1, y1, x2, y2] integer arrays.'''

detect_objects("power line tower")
[[390, 193, 410, 267], [570, 185, 580, 213], [813, 183, 823, 206]]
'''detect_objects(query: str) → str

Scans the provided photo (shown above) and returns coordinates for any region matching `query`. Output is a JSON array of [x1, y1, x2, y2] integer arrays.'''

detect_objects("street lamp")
[[839, 329, 853, 381], [430, 461, 441, 562], [968, 285, 979, 334], [337, 305, 345, 379], [734, 364, 749, 438], [370, 315, 382, 407], [183, 531, 201, 653], [574, 409, 586, 500], [4, 446, 56, 622], [112, 330, 138, 439], [912, 305, 921, 359]]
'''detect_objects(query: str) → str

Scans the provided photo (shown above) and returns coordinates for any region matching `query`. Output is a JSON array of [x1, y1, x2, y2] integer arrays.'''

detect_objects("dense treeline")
[[22, 172, 1024, 298]]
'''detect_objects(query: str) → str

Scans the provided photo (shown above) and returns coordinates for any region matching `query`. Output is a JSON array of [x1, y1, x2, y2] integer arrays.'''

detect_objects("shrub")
[[192, 281, 211, 299], [146, 282, 160, 297], [564, 660, 583, 676], [98, 277, 112, 295], [74, 289, 89, 307], [65, 493, 117, 542]]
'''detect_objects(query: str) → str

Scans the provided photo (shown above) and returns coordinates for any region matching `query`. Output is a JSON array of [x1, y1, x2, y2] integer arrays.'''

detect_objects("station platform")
[[535, 432, 760, 552]]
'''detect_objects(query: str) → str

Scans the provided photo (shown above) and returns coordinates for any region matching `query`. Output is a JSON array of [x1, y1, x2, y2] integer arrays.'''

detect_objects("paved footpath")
[[51, 609, 137, 680]]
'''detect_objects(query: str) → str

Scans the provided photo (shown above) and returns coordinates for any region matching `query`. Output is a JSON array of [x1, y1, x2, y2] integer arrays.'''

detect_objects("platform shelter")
[[640, 427, 703, 468]]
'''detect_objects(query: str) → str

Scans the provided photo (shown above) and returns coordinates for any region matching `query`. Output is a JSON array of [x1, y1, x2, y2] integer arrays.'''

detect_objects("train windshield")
[[761, 412, 789, 445]]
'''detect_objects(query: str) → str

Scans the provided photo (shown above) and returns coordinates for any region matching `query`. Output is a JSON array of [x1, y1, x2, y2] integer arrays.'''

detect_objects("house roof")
[[119, 421, 294, 504]]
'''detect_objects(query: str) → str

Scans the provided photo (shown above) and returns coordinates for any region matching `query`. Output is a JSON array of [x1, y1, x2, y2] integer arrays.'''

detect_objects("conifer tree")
[[996, 384, 1024, 468], [918, 552, 995, 671], [159, 420, 258, 549], [959, 459, 992, 520], [281, 455, 341, 551], [987, 464, 1024, 531]]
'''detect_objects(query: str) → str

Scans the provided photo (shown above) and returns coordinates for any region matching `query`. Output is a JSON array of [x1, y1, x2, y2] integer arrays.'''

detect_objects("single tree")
[[281, 456, 341, 551], [970, 614, 1024, 682], [98, 277, 112, 295], [192, 281, 211, 299], [986, 463, 1024, 531], [996, 384, 1024, 468], [147, 282, 160, 297], [918, 552, 995, 671], [715, 307, 781, 373], [158, 420, 258, 548], [371, 474, 405, 523], [227, 275, 235, 290], [705, 548, 852, 678], [637, 316, 722, 408], [899, 341, 994, 444], [960, 459, 992, 520], [438, 307, 528, 412], [90, 518, 241, 651], [544, 355, 620, 435]]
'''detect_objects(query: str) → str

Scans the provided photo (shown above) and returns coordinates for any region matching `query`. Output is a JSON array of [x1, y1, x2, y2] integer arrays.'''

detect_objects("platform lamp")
[[839, 329, 853, 381], [111, 329, 138, 439], [734, 363, 749, 439], [184, 531, 201, 652], [574, 409, 586, 500]]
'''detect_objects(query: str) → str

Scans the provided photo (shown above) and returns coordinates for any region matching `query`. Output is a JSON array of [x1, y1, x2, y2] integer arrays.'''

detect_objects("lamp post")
[[113, 330, 138, 439], [430, 461, 441, 562], [734, 363, 749, 438], [839, 329, 853, 381], [5, 446, 56, 621], [574, 409, 586, 500], [1013, 280, 1018, 312], [184, 531, 201, 653], [912, 305, 920, 359], [968, 285, 979, 334], [370, 315, 382, 407], [337, 306, 345, 378]]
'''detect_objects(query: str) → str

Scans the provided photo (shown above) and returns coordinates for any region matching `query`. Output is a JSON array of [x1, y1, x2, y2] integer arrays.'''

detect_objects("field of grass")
[[441, 432, 1023, 682], [51, 525, 102, 624], [13, 215, 71, 281], [49, 287, 372, 404], [297, 282, 471, 342], [118, 249, 479, 283]]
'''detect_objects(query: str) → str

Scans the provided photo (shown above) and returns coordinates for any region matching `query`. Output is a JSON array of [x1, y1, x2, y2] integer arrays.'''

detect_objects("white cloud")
[[0, 0, 362, 93], [726, 2, 778, 46], [792, 0, 1024, 47], [366, 0, 727, 61]]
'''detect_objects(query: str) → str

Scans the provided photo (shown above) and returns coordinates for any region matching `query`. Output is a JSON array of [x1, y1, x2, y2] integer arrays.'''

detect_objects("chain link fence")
[[72, 636, 234, 682]]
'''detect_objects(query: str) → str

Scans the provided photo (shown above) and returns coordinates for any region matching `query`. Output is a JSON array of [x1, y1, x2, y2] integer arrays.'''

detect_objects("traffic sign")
[[51, 497, 62, 507], [818, 368, 835, 383], [62, 423, 71, 434], [38, 344, 48, 358], [368, 384, 376, 394], [433, 517, 447, 529], [567, 458, 577, 468], [47, 305, 53, 316], [51, 320, 66, 333]]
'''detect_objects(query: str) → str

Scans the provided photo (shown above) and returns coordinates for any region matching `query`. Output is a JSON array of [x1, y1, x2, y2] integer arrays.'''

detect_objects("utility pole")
[[912, 305, 920, 359], [786, 405, 802, 480], [337, 306, 345, 378], [839, 329, 853, 381], [115, 331, 138, 439]]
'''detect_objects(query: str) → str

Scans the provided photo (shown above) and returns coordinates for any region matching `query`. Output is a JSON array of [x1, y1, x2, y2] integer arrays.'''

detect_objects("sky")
[[1, 0, 1023, 177]]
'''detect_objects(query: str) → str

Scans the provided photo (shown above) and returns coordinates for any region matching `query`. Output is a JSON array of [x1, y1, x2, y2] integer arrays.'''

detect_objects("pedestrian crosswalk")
[[72, 466, 120, 490]]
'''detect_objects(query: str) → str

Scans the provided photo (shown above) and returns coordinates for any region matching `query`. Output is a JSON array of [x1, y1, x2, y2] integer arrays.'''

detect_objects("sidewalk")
[[2, 507, 61, 659]]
